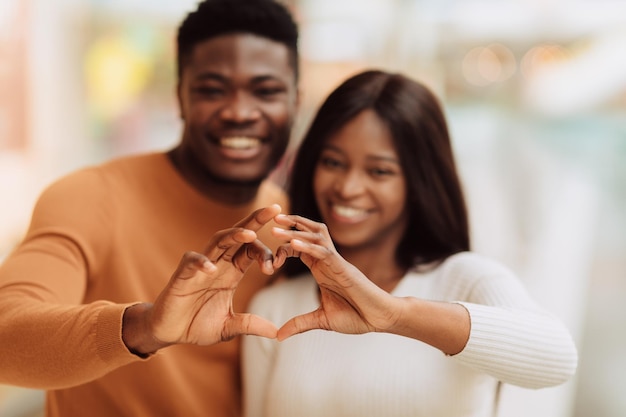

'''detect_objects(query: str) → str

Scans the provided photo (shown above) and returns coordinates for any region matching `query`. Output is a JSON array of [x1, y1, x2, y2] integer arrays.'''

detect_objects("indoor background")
[[1, 0, 625, 416]]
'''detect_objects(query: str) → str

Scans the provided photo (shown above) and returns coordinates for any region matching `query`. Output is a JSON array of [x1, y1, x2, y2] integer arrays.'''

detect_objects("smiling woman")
[[242, 69, 578, 417], [2, 0, 623, 415]]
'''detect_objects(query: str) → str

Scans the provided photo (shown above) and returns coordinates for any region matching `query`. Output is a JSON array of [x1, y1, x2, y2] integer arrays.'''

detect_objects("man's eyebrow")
[[193, 72, 285, 84], [194, 72, 227, 82], [250, 75, 285, 84]]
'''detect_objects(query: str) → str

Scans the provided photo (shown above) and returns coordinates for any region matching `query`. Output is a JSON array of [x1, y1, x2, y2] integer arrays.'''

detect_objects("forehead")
[[182, 33, 295, 83], [325, 110, 398, 159]]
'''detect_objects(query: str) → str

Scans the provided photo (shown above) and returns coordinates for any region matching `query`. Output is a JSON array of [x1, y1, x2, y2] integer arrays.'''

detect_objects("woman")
[[242, 70, 577, 417]]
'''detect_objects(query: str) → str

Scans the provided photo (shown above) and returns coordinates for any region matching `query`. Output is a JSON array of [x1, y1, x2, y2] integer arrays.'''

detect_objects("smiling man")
[[170, 31, 298, 201], [0, 1, 300, 416]]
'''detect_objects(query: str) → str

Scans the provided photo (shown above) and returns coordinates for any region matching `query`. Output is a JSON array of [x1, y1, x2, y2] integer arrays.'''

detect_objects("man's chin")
[[214, 174, 265, 188], [205, 161, 274, 187]]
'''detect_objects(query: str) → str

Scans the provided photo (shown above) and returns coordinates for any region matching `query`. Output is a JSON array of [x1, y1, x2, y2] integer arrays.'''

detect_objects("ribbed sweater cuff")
[[454, 302, 517, 358], [451, 302, 577, 388], [95, 302, 149, 365]]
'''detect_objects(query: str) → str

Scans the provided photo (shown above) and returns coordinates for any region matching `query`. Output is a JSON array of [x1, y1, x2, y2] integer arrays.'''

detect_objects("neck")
[[167, 148, 261, 206], [340, 245, 407, 293]]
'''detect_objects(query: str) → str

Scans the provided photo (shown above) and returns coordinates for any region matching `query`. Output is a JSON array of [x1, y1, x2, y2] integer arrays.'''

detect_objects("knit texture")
[[0, 152, 288, 417], [242, 252, 577, 417]]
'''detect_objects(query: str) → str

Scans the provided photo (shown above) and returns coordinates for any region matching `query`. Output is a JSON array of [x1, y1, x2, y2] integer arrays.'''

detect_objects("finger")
[[276, 310, 325, 341], [272, 227, 329, 246], [234, 239, 275, 275], [224, 313, 278, 340], [172, 251, 217, 281], [219, 204, 281, 263], [287, 238, 335, 262], [274, 214, 328, 234], [233, 204, 282, 232], [272, 244, 301, 269], [271, 236, 330, 271], [204, 227, 257, 262]]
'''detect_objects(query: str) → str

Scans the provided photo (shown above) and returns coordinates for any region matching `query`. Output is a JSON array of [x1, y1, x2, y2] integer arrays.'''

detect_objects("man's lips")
[[215, 136, 264, 160], [219, 136, 262, 150]]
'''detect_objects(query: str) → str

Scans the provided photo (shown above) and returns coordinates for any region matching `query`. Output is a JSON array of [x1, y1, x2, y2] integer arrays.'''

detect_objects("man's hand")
[[122, 204, 281, 356]]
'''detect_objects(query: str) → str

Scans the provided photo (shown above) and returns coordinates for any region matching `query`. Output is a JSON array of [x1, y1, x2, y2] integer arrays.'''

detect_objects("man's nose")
[[219, 92, 261, 123]]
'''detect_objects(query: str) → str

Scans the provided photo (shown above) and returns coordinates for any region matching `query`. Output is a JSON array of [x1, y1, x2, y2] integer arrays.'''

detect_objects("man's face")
[[177, 33, 298, 185]]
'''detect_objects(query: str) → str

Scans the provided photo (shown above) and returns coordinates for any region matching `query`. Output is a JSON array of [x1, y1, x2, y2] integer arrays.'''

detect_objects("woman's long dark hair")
[[284, 70, 470, 277]]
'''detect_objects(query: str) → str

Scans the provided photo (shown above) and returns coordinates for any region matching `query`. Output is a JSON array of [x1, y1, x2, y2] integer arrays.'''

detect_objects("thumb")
[[276, 310, 325, 341], [225, 313, 278, 340]]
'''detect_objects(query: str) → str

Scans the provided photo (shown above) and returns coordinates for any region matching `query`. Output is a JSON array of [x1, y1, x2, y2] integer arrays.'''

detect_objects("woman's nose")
[[333, 170, 366, 198]]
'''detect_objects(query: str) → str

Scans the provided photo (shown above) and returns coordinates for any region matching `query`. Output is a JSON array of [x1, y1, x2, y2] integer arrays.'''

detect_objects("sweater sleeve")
[[0, 170, 145, 389], [454, 302, 577, 388], [446, 254, 578, 389]]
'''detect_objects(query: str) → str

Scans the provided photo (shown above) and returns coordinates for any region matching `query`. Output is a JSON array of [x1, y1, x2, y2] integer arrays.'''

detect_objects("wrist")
[[122, 303, 170, 357]]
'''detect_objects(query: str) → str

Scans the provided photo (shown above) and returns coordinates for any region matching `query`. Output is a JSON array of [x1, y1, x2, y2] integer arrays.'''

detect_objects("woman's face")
[[313, 109, 408, 251]]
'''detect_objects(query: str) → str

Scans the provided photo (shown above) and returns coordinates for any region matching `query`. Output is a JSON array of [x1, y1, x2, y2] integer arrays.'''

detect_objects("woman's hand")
[[122, 205, 281, 355], [272, 214, 401, 341]]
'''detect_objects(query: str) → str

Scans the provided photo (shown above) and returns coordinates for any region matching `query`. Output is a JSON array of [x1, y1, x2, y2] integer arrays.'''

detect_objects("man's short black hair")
[[177, 0, 299, 80]]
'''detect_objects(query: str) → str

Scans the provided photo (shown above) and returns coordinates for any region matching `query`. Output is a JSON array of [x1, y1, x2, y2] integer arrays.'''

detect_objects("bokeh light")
[[462, 43, 517, 86], [84, 33, 153, 119], [521, 43, 570, 78]]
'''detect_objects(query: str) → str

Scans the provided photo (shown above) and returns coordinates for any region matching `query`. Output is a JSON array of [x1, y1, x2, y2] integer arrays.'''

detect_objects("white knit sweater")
[[242, 252, 578, 417]]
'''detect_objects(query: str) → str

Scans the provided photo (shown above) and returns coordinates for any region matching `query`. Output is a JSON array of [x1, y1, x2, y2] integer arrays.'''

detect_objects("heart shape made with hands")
[[158, 204, 391, 346]]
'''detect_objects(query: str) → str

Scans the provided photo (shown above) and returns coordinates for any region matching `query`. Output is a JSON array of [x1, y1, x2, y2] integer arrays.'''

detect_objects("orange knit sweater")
[[0, 152, 288, 417]]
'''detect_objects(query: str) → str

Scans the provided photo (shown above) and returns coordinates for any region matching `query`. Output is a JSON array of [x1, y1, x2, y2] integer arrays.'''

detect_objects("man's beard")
[[202, 165, 266, 188]]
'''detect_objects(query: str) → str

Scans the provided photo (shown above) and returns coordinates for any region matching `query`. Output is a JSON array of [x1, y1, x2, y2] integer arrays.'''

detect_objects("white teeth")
[[220, 137, 261, 149], [333, 205, 368, 218]]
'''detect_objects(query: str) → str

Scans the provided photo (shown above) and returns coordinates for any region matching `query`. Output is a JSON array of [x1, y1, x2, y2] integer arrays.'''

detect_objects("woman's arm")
[[270, 214, 578, 389]]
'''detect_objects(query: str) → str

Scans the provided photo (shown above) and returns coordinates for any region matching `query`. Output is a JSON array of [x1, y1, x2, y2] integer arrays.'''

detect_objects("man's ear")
[[176, 81, 185, 120]]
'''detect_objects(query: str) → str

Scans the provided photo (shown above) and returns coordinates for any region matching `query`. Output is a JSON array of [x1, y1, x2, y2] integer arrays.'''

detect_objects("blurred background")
[[0, 0, 624, 416]]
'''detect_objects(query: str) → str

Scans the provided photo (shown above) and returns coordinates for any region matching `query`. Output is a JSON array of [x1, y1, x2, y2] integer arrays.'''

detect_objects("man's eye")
[[193, 87, 223, 97], [256, 87, 284, 98]]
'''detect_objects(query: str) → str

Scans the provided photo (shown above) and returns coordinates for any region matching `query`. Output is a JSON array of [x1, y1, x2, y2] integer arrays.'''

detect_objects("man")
[[0, 1, 300, 416]]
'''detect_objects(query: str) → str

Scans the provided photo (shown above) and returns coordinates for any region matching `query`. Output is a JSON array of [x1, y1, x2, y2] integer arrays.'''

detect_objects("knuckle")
[[183, 251, 199, 262]]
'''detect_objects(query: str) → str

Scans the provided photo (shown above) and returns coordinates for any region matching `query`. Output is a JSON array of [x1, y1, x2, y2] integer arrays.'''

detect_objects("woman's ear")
[[295, 86, 302, 110]]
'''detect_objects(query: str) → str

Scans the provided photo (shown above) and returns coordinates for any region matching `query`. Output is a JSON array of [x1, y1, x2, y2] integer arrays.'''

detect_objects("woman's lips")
[[330, 204, 371, 223]]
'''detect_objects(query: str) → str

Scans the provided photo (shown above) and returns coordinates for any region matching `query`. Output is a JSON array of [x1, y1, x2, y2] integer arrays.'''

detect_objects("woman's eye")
[[369, 167, 394, 177], [319, 156, 342, 169]]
